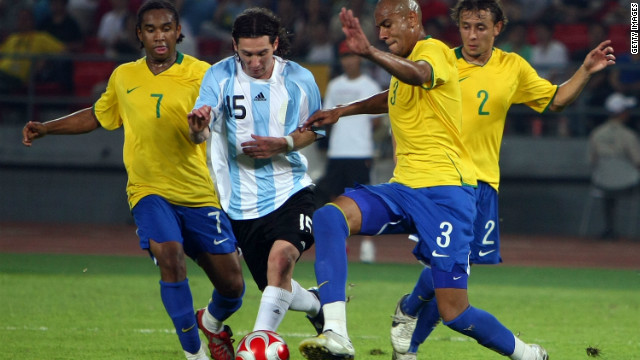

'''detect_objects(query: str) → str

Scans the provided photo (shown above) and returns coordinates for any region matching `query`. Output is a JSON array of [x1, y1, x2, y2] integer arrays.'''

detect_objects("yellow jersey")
[[389, 37, 476, 188], [94, 52, 220, 209], [0, 31, 65, 82], [455, 47, 558, 190]]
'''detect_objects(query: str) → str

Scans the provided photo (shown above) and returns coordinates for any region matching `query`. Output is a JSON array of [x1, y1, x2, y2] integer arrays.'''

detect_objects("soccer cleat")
[[306, 287, 325, 335], [390, 294, 417, 354], [392, 351, 417, 360], [299, 330, 355, 360], [196, 308, 235, 360], [530, 344, 549, 360]]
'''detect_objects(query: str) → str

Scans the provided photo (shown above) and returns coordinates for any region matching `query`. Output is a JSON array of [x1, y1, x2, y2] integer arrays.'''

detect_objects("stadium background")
[[1, 0, 639, 254]]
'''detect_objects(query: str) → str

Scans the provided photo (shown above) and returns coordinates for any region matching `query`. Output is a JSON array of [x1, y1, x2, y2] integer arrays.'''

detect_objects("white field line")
[[2, 326, 381, 340]]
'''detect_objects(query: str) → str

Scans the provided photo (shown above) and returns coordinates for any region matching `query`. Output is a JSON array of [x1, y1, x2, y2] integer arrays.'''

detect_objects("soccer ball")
[[235, 330, 290, 360]]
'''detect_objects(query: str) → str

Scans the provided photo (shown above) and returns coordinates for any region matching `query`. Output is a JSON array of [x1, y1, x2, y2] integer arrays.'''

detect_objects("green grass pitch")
[[1, 253, 638, 359]]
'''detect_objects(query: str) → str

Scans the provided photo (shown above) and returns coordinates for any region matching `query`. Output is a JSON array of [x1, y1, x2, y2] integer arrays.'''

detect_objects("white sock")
[[510, 336, 538, 360], [288, 279, 321, 317], [253, 286, 293, 331], [184, 344, 210, 360], [322, 301, 348, 338], [202, 307, 223, 333]]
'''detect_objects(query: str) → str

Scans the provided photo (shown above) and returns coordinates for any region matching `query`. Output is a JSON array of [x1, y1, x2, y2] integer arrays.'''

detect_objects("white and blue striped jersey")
[[195, 55, 323, 220]]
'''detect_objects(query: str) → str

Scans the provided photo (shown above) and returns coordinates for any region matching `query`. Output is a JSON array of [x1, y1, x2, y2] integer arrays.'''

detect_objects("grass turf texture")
[[1, 253, 638, 359]]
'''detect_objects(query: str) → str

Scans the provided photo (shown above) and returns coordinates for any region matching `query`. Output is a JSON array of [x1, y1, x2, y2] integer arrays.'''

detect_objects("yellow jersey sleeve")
[[93, 53, 220, 209], [456, 47, 557, 190], [389, 37, 476, 188], [512, 53, 558, 113]]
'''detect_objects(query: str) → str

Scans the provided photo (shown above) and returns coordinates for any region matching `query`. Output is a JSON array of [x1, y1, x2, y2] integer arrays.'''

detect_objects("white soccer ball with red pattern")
[[235, 330, 290, 360]]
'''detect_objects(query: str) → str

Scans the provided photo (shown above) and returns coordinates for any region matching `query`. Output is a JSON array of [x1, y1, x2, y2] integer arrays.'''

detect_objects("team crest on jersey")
[[254, 92, 267, 101]]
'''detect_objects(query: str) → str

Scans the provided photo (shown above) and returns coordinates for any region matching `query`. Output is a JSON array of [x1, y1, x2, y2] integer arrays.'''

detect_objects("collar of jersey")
[[455, 46, 495, 64]]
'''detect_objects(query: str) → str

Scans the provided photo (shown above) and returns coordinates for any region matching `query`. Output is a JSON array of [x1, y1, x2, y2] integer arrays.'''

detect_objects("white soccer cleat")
[[299, 330, 355, 360], [530, 344, 549, 360], [392, 351, 417, 360], [390, 294, 417, 354]]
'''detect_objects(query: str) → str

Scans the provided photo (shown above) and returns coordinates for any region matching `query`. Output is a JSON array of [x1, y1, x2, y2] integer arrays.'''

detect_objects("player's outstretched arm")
[[300, 90, 389, 131], [22, 108, 99, 147], [187, 105, 212, 144], [550, 40, 616, 112]]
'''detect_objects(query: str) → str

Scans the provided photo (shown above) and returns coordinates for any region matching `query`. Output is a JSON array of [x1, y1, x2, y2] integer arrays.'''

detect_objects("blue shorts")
[[470, 181, 502, 264], [343, 183, 475, 276], [131, 195, 238, 261]]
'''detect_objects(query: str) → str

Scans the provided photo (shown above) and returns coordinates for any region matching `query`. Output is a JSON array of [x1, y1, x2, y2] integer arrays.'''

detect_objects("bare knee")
[[435, 288, 470, 322], [330, 196, 363, 234], [223, 272, 245, 298], [266, 240, 299, 290], [149, 240, 187, 282]]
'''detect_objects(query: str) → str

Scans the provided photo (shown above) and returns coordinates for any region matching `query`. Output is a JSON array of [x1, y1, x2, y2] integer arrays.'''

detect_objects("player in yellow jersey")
[[21, 1, 244, 359], [390, 1, 616, 360], [297, 1, 557, 359]]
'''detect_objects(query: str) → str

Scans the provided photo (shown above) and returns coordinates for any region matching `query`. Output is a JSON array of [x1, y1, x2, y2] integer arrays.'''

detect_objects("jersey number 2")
[[477, 90, 490, 115]]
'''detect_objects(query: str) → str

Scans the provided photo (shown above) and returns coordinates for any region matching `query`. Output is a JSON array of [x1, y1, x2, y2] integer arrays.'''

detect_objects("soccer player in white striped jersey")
[[188, 7, 326, 335], [391, 1, 616, 360]]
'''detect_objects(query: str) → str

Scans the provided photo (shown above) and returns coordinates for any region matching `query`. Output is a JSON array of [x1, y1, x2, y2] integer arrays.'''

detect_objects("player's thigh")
[[340, 184, 411, 235], [470, 182, 501, 264], [178, 205, 238, 258], [410, 186, 476, 273], [178, 206, 243, 293], [132, 195, 184, 251], [232, 187, 315, 290], [266, 187, 316, 254]]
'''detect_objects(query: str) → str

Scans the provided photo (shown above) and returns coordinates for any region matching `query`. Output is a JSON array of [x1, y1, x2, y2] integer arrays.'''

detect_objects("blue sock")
[[160, 279, 200, 354], [403, 267, 435, 316], [313, 204, 349, 304], [208, 284, 245, 322], [409, 298, 440, 353], [443, 306, 516, 356]]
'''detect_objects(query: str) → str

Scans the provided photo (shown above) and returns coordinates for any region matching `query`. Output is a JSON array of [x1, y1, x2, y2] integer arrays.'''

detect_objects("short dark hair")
[[451, 0, 508, 29], [231, 7, 291, 57], [136, 0, 184, 48]]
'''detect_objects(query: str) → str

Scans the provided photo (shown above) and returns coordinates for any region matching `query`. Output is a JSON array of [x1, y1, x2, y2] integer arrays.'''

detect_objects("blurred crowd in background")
[[0, 0, 638, 140]]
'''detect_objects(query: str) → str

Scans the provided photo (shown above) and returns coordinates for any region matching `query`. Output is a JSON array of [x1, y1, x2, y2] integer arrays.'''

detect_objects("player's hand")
[[583, 40, 615, 74], [241, 134, 287, 159], [300, 108, 342, 132], [187, 105, 212, 133], [339, 7, 373, 57], [22, 121, 47, 147]]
